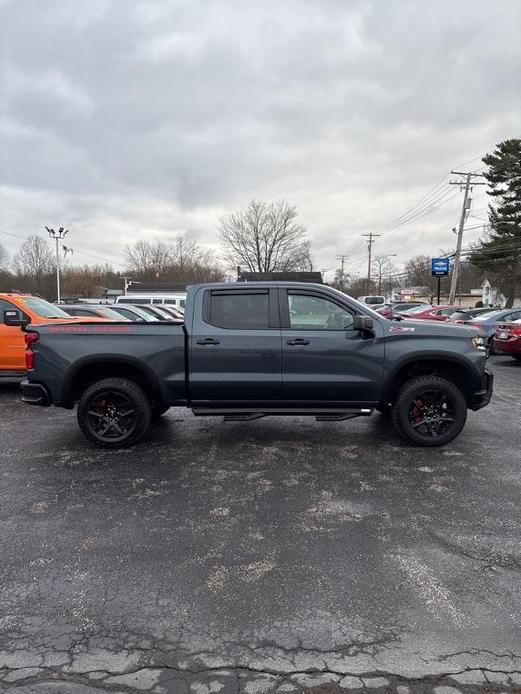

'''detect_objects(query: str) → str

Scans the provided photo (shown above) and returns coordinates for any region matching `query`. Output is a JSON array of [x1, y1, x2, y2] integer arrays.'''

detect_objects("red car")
[[493, 321, 521, 362], [400, 305, 458, 321]]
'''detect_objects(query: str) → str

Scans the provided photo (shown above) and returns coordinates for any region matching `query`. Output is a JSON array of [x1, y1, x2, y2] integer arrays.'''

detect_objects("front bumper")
[[21, 380, 51, 407], [471, 369, 493, 410]]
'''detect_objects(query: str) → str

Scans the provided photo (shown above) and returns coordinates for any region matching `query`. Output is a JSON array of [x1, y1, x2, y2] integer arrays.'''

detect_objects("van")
[[115, 293, 187, 310], [357, 295, 386, 308]]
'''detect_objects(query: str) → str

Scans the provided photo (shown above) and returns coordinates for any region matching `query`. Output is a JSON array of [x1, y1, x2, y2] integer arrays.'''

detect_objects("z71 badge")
[[389, 325, 416, 333]]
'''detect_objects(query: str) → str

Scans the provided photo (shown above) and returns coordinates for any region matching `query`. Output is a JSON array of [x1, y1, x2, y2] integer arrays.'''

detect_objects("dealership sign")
[[431, 258, 449, 276]]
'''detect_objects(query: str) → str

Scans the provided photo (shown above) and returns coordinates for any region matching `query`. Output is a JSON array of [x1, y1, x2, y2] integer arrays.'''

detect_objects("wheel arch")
[[63, 356, 164, 407], [382, 353, 480, 408]]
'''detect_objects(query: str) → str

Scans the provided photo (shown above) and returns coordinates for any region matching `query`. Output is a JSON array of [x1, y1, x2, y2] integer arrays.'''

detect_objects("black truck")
[[9, 282, 493, 448]]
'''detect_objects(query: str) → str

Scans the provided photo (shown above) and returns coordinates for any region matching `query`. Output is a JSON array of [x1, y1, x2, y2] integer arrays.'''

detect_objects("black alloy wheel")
[[86, 390, 138, 442], [407, 389, 456, 438], [77, 377, 152, 448], [391, 375, 467, 447]]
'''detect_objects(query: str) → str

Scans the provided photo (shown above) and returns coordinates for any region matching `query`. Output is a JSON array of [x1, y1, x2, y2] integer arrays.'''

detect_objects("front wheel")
[[512, 354, 521, 362], [77, 377, 152, 448], [391, 376, 467, 447]]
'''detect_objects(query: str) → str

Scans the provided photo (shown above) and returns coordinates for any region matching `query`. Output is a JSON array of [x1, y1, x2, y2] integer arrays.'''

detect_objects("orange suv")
[[0, 293, 108, 377]]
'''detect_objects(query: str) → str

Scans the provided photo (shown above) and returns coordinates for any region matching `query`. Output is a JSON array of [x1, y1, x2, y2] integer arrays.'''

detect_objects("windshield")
[[98, 307, 127, 319], [17, 297, 71, 318], [128, 306, 158, 321], [404, 305, 431, 314], [469, 310, 503, 321]]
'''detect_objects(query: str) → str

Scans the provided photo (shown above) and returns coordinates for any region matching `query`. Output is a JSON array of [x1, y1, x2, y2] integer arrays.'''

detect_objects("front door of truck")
[[189, 287, 282, 405], [279, 288, 385, 404]]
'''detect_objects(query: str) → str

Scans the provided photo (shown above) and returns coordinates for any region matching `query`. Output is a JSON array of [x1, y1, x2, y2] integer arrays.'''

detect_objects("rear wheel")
[[391, 376, 467, 447], [77, 377, 151, 448], [513, 354, 521, 362]]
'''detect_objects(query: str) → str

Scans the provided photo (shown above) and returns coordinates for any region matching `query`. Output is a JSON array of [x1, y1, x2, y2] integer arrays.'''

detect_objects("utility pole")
[[362, 233, 380, 293], [335, 254, 348, 292], [448, 171, 486, 304], [122, 276, 133, 295], [45, 226, 69, 303]]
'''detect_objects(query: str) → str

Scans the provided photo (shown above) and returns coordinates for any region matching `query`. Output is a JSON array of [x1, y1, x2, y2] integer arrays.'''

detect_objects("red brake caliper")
[[411, 398, 424, 423]]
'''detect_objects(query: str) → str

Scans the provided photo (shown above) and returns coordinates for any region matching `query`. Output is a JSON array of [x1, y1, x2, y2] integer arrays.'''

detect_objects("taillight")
[[24, 332, 38, 370]]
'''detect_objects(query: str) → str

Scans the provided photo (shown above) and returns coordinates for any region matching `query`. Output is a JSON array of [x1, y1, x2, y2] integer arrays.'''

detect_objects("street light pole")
[[45, 227, 69, 303]]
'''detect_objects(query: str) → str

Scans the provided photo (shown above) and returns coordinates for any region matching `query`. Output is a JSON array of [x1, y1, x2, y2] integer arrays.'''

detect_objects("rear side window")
[[206, 291, 270, 329]]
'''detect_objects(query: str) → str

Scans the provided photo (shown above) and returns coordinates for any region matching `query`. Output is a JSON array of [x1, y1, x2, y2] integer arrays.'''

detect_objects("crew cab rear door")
[[279, 288, 385, 404], [189, 287, 282, 405]]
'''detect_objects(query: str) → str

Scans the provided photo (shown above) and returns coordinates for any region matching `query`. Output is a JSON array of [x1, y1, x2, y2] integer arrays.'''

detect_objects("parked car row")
[[375, 302, 521, 361], [60, 302, 184, 321]]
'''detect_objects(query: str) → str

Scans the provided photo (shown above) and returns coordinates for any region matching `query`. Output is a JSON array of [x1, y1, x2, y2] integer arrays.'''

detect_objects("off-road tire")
[[77, 377, 152, 449], [391, 375, 467, 447]]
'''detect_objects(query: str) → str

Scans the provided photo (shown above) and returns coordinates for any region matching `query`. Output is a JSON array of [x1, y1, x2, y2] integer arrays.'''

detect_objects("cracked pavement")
[[0, 355, 520, 693]]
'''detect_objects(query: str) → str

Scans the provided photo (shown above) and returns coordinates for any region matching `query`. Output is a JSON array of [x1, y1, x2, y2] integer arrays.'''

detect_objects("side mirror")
[[353, 315, 374, 332], [4, 309, 27, 327]]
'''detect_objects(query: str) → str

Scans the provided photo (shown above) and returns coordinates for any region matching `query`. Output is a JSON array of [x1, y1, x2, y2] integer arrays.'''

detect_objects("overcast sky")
[[1, 0, 520, 280]]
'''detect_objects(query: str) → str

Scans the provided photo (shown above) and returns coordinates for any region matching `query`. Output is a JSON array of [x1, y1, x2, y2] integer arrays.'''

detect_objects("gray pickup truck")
[[9, 282, 492, 448]]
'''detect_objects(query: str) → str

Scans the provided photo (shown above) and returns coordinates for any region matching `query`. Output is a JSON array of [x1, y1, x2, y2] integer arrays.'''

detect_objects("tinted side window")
[[288, 293, 353, 330], [208, 291, 270, 329]]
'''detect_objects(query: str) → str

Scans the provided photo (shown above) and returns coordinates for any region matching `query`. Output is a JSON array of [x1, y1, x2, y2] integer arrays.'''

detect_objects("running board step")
[[315, 410, 373, 422], [223, 413, 267, 422], [191, 408, 374, 421]]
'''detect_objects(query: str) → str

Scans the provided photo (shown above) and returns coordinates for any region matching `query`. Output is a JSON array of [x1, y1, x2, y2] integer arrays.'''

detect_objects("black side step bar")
[[223, 413, 267, 422], [191, 408, 374, 421]]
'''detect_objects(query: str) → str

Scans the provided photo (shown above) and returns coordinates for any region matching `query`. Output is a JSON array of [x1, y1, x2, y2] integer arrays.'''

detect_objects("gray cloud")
[[1, 0, 520, 276]]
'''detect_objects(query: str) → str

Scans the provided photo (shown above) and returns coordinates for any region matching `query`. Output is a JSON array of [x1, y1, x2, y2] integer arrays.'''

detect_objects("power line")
[[378, 174, 451, 231]]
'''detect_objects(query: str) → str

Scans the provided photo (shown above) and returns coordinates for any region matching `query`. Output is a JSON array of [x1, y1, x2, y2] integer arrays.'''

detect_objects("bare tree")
[[13, 235, 54, 294], [0, 242, 8, 270], [124, 235, 224, 284], [218, 199, 312, 272], [124, 240, 174, 280]]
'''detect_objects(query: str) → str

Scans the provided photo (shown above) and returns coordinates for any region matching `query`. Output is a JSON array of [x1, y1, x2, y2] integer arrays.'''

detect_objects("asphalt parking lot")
[[0, 356, 520, 694]]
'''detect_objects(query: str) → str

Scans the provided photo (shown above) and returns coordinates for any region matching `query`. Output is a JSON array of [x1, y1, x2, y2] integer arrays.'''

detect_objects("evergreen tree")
[[470, 138, 521, 306]]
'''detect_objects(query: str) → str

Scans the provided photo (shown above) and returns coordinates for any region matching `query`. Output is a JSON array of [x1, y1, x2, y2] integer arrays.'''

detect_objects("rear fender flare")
[[62, 355, 163, 407]]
